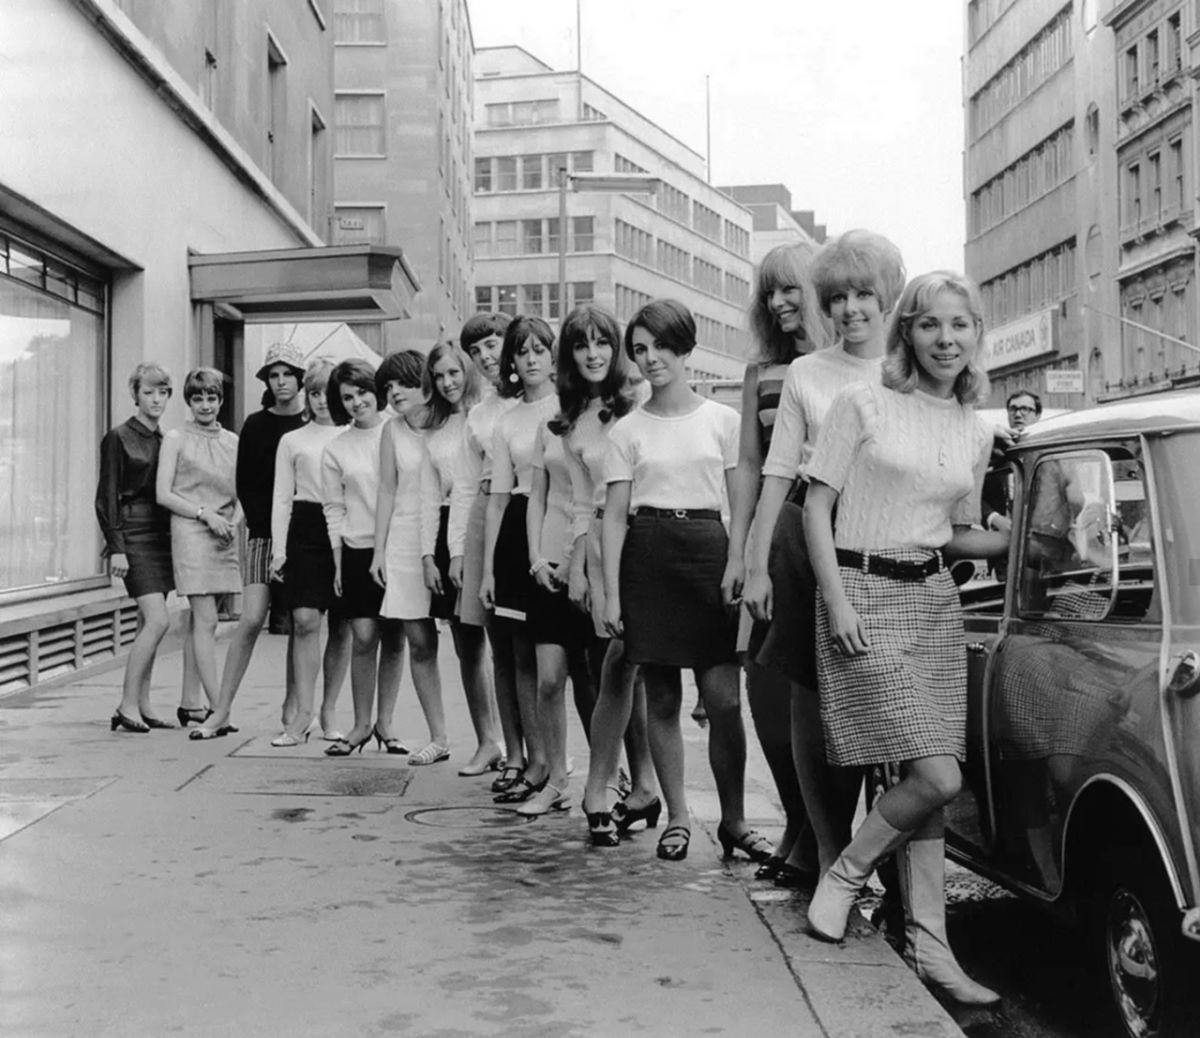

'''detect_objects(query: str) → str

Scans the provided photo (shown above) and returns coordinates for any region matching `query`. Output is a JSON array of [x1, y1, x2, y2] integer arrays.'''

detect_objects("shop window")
[[0, 228, 107, 598]]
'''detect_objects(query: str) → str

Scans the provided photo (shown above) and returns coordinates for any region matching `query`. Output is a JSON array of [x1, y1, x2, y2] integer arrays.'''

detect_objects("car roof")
[[1016, 388, 1200, 448]]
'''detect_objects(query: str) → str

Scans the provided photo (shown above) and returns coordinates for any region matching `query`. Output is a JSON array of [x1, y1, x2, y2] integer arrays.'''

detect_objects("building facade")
[[0, 0, 416, 693], [964, 0, 1197, 408], [472, 47, 754, 384], [719, 184, 827, 264], [332, 0, 474, 352]]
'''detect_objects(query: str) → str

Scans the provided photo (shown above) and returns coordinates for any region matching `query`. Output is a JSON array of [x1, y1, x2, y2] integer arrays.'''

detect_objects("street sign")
[[1045, 369, 1084, 394]]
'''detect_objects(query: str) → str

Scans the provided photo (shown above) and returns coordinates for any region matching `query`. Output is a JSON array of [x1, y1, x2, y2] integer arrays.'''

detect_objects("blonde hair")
[[128, 361, 172, 400], [302, 358, 334, 420], [811, 229, 906, 316], [748, 243, 827, 363], [882, 271, 990, 406]]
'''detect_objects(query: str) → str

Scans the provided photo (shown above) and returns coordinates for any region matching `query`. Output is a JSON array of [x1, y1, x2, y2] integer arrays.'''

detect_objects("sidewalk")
[[0, 629, 962, 1037]]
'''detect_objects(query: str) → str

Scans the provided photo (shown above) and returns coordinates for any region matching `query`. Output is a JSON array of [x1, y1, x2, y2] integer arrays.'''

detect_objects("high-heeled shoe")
[[515, 783, 570, 817], [457, 752, 502, 776], [372, 724, 408, 755], [585, 808, 620, 847], [493, 775, 545, 804], [139, 711, 176, 729], [176, 706, 213, 728], [611, 796, 662, 833], [324, 732, 371, 756], [754, 855, 786, 881], [656, 825, 691, 861], [110, 710, 150, 733], [716, 822, 773, 863], [188, 723, 238, 741], [491, 766, 524, 793], [773, 861, 819, 890], [270, 728, 312, 747], [407, 741, 449, 766]]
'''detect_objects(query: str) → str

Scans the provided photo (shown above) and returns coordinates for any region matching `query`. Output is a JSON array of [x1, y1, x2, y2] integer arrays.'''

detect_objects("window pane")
[[475, 286, 492, 312], [572, 216, 594, 252], [547, 283, 560, 321], [474, 157, 492, 193], [473, 222, 492, 257], [335, 93, 385, 155], [522, 284, 543, 316], [496, 157, 517, 191], [520, 155, 543, 190], [334, 0, 385, 43], [495, 221, 517, 254], [547, 154, 568, 184], [521, 219, 543, 254], [572, 151, 594, 172], [546, 217, 560, 253], [571, 282, 594, 306], [497, 285, 517, 316]]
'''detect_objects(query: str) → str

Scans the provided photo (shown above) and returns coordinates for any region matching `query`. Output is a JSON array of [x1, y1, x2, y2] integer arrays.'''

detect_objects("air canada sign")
[[983, 307, 1055, 372]]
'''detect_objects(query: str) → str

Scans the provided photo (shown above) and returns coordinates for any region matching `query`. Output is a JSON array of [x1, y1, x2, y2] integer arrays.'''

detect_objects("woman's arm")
[[945, 525, 1009, 561], [156, 432, 234, 541], [601, 480, 632, 638], [525, 425, 556, 591], [742, 475, 792, 622], [269, 436, 295, 580], [371, 424, 398, 588], [721, 458, 748, 608], [95, 428, 125, 561], [446, 419, 477, 589], [418, 442, 442, 595], [803, 480, 867, 656], [725, 364, 762, 574], [480, 491, 508, 610]]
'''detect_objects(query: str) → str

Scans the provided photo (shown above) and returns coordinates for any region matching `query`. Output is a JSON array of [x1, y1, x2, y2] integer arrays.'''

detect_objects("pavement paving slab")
[[0, 630, 963, 1037]]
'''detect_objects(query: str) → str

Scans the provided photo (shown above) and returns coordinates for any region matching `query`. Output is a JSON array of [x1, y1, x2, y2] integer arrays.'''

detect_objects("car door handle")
[[967, 643, 986, 653]]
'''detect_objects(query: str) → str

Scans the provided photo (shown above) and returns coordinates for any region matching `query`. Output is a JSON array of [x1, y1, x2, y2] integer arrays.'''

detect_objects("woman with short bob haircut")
[[602, 299, 762, 863], [801, 270, 1003, 1006]]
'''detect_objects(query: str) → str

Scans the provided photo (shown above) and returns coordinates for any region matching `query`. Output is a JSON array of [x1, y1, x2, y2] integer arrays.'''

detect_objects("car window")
[[1150, 430, 1200, 625]]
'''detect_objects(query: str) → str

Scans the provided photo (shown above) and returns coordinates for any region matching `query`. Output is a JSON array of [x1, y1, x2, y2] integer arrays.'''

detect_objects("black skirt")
[[619, 512, 736, 668], [339, 545, 383, 619], [755, 499, 818, 690], [121, 502, 174, 598], [430, 504, 457, 621], [493, 494, 534, 623], [283, 501, 335, 612], [528, 583, 592, 648]]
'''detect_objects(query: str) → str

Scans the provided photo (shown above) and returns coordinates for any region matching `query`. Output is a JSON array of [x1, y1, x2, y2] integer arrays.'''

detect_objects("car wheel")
[[1090, 849, 1199, 1038]]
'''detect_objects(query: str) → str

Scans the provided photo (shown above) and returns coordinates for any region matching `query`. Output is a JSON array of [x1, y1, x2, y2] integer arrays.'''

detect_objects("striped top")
[[754, 362, 790, 457]]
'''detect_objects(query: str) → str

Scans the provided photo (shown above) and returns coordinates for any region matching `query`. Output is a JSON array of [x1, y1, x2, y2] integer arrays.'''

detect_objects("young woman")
[[802, 271, 1005, 1006], [155, 368, 242, 741], [422, 341, 504, 775], [98, 363, 197, 731], [741, 231, 906, 883], [452, 313, 522, 789], [320, 358, 389, 756], [555, 305, 659, 845], [480, 315, 560, 805], [370, 349, 450, 766], [269, 359, 350, 746], [602, 299, 764, 863], [725, 242, 826, 881]]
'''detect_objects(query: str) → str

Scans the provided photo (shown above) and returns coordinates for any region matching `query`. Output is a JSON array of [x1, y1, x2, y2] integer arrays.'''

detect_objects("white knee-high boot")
[[806, 808, 910, 942], [898, 836, 1000, 1006]]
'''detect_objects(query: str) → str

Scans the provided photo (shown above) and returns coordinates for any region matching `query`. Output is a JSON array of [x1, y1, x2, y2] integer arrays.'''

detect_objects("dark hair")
[[1007, 390, 1042, 415], [183, 367, 224, 403], [375, 349, 425, 395], [623, 299, 695, 360], [497, 314, 557, 399], [549, 305, 636, 435], [423, 340, 482, 430], [326, 358, 384, 426], [748, 243, 827, 363], [460, 312, 512, 354]]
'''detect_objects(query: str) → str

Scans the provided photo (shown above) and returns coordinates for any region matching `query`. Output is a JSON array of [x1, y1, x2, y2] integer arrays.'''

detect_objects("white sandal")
[[408, 741, 450, 766]]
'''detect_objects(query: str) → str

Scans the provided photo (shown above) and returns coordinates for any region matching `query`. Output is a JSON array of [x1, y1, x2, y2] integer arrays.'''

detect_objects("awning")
[[188, 244, 421, 323]]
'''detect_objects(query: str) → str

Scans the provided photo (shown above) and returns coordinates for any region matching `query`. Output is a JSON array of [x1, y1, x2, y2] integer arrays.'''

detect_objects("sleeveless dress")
[[380, 418, 440, 621], [168, 421, 241, 596]]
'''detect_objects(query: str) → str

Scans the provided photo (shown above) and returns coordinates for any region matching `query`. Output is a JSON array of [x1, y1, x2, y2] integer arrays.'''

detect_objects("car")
[[946, 388, 1200, 1038]]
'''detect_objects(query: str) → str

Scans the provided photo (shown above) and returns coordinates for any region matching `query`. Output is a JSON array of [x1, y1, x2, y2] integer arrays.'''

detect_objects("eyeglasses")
[[1008, 405, 1038, 416]]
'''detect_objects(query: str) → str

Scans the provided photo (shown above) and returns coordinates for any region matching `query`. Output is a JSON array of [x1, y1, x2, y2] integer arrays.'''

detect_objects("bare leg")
[[566, 643, 596, 744], [622, 667, 657, 807], [375, 620, 405, 739], [642, 665, 688, 828], [320, 612, 350, 734], [488, 616, 525, 770], [583, 640, 652, 812], [178, 607, 205, 711], [405, 618, 447, 745], [511, 625, 544, 783], [534, 643, 569, 787], [285, 607, 322, 737], [188, 596, 223, 723], [345, 617, 381, 745], [119, 592, 170, 719], [450, 620, 502, 769], [211, 582, 269, 723], [697, 662, 748, 834]]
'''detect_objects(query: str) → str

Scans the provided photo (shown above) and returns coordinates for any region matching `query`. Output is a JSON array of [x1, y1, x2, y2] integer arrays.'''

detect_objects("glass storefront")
[[0, 227, 107, 598]]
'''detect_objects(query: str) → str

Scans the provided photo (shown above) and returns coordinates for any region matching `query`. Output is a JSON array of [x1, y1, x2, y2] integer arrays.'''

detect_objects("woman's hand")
[[369, 554, 387, 589], [567, 564, 589, 614], [532, 562, 559, 593], [720, 555, 745, 610], [479, 571, 495, 611], [422, 555, 442, 595], [203, 510, 234, 544], [109, 552, 129, 579], [448, 555, 464, 590], [826, 598, 869, 656], [602, 595, 623, 639], [743, 569, 772, 623], [332, 562, 343, 598], [269, 557, 286, 583]]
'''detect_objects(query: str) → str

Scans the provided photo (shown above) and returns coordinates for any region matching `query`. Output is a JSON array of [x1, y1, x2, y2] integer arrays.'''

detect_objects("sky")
[[468, 0, 967, 278]]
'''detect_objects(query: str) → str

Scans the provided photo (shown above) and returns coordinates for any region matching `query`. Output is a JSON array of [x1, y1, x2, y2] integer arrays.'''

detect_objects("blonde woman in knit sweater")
[[802, 272, 1006, 1006]]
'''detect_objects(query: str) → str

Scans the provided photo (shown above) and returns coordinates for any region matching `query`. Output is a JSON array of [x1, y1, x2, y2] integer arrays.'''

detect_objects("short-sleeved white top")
[[604, 398, 739, 512], [806, 381, 992, 551], [490, 393, 559, 496]]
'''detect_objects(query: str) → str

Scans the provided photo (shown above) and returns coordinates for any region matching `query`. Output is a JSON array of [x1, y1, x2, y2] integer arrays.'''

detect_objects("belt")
[[784, 479, 807, 508], [633, 507, 721, 521], [835, 548, 942, 582]]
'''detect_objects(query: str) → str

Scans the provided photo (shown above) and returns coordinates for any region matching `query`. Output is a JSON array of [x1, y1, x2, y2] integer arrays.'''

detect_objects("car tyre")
[[1087, 847, 1200, 1038]]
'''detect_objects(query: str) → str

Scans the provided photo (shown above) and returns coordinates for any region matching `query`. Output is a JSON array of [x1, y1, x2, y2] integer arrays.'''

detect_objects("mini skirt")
[[339, 545, 384, 620], [493, 493, 534, 623], [120, 502, 174, 598], [528, 582, 592, 648], [282, 501, 334, 612], [457, 486, 489, 627], [755, 498, 818, 690], [816, 549, 966, 767], [171, 513, 241, 597], [619, 512, 737, 669], [430, 504, 457, 621]]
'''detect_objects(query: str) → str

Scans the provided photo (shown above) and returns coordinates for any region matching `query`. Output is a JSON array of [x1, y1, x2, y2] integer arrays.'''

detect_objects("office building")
[[472, 46, 754, 383], [720, 184, 827, 264]]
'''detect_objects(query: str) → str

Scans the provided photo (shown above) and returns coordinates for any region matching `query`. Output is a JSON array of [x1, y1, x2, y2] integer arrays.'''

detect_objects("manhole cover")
[[186, 761, 411, 797], [405, 805, 533, 828]]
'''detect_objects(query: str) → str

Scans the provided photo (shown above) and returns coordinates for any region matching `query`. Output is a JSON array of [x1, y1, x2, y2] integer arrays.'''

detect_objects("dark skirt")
[[283, 501, 335, 612], [528, 583, 592, 648], [755, 499, 818, 690], [121, 503, 174, 599], [339, 545, 384, 620], [619, 513, 737, 668], [493, 494, 533, 623], [430, 505, 457, 621]]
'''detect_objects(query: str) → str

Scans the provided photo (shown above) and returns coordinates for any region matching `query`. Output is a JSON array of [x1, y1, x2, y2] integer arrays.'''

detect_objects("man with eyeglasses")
[[1006, 390, 1042, 435], [981, 392, 1044, 536]]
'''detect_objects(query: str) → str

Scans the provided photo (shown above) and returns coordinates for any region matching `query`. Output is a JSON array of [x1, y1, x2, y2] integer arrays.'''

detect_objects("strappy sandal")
[[491, 766, 523, 793], [716, 822, 773, 862], [586, 808, 620, 848], [656, 825, 691, 861], [408, 741, 449, 766], [493, 776, 544, 804]]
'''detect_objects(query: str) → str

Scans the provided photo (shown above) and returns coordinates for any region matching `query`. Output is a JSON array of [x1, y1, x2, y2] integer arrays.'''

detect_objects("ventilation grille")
[[0, 602, 139, 696]]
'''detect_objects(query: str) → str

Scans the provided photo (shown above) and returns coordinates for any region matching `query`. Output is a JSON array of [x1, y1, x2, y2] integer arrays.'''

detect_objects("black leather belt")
[[836, 548, 942, 582], [634, 507, 721, 521]]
